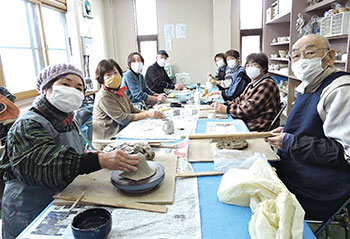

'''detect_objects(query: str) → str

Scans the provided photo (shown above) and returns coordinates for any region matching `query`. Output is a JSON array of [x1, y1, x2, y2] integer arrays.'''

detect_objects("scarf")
[[102, 84, 128, 97], [31, 94, 75, 132]]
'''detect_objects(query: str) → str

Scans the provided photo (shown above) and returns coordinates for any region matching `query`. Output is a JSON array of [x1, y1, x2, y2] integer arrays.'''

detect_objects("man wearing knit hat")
[[0, 63, 140, 239]]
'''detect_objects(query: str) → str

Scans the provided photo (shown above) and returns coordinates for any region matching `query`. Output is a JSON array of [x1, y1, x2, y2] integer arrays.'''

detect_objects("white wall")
[[108, 0, 138, 70], [103, 0, 241, 84], [66, 0, 109, 84]]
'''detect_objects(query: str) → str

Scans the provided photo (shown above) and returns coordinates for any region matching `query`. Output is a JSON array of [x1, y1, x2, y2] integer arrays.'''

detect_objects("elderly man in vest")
[[267, 34, 350, 221]]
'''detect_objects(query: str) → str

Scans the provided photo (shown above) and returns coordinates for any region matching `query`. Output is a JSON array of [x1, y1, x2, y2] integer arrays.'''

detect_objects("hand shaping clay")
[[216, 139, 248, 150], [120, 153, 156, 181]]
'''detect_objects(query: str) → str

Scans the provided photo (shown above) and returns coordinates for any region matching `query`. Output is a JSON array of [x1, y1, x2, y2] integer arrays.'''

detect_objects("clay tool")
[[188, 132, 273, 142]]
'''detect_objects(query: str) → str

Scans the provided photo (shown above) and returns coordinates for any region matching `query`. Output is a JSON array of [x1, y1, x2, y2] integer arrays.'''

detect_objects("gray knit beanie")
[[36, 63, 85, 92]]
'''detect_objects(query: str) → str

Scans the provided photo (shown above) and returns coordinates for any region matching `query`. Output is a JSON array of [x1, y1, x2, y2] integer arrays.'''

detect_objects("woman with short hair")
[[93, 59, 163, 149], [213, 53, 280, 131], [121, 52, 167, 108]]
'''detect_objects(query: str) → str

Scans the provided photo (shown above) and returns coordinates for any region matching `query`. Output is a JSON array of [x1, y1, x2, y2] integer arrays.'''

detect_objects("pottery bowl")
[[71, 208, 112, 239], [279, 50, 288, 58]]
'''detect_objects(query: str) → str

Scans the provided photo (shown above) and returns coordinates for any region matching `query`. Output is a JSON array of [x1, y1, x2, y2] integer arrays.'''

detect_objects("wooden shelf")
[[270, 57, 289, 62], [269, 70, 299, 80], [334, 60, 346, 64], [266, 12, 290, 24], [326, 34, 349, 40], [305, 0, 336, 12], [270, 41, 290, 46], [269, 70, 289, 78]]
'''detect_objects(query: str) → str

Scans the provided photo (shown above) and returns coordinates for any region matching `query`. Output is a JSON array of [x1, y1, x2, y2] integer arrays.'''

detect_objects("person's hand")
[[211, 102, 227, 114], [211, 90, 222, 95], [207, 74, 215, 83], [98, 150, 139, 172], [157, 93, 167, 102], [174, 83, 184, 90], [147, 110, 164, 119], [266, 127, 285, 150]]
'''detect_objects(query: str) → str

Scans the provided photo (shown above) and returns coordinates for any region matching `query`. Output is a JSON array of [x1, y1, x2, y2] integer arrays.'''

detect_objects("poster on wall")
[[164, 24, 175, 39], [176, 24, 186, 38]]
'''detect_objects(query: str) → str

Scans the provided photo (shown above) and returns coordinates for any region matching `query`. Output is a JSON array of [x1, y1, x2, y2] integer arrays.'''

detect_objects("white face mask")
[[216, 59, 225, 68], [292, 52, 328, 94], [48, 85, 84, 113], [227, 59, 237, 68], [245, 67, 261, 80], [157, 58, 166, 67], [292, 57, 324, 83], [131, 62, 143, 73]]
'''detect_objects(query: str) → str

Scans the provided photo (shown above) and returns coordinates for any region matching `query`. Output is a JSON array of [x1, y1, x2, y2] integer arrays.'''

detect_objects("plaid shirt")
[[226, 75, 280, 131]]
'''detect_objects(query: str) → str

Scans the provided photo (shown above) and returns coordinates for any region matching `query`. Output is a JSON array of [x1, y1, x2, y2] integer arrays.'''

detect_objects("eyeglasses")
[[288, 48, 329, 61]]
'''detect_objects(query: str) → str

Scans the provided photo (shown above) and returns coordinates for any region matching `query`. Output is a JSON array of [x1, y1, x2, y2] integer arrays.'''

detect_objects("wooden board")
[[188, 138, 280, 162], [54, 154, 177, 211], [188, 139, 217, 162]]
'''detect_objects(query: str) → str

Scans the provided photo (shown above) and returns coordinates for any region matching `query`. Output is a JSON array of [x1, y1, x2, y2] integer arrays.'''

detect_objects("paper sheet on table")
[[206, 121, 237, 134], [116, 118, 196, 139], [217, 158, 305, 239]]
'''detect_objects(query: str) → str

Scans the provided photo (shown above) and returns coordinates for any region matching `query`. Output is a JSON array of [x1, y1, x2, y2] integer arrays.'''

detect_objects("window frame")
[[240, 29, 263, 55], [0, 0, 68, 100], [133, 0, 159, 54]]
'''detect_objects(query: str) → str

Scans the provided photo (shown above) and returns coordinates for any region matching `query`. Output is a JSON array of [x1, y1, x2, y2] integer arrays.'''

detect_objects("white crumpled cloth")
[[217, 158, 305, 239]]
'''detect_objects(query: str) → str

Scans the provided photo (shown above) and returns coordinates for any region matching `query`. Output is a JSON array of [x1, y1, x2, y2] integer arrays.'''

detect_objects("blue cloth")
[[194, 118, 316, 238], [221, 66, 250, 101], [275, 71, 350, 221], [122, 70, 155, 103]]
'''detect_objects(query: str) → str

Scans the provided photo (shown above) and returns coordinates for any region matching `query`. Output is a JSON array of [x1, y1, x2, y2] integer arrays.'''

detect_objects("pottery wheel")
[[110, 161, 165, 194], [216, 139, 248, 150]]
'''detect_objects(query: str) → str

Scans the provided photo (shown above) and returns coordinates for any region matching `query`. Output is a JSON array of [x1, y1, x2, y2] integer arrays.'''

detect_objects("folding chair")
[[307, 197, 350, 239], [268, 101, 287, 131]]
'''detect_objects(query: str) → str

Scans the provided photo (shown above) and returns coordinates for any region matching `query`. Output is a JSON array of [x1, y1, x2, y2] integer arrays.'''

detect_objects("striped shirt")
[[226, 75, 280, 131], [0, 102, 100, 188]]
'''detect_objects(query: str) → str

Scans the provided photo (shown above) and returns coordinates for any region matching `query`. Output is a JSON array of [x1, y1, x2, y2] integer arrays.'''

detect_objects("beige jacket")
[[92, 89, 141, 149]]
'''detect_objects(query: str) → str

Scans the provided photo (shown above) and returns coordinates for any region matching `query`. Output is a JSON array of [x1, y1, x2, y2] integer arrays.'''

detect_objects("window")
[[240, 0, 263, 65], [41, 6, 70, 65], [0, 0, 69, 100], [134, 0, 158, 73]]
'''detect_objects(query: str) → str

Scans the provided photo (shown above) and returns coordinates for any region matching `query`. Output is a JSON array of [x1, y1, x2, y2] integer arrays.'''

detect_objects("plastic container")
[[194, 89, 200, 105]]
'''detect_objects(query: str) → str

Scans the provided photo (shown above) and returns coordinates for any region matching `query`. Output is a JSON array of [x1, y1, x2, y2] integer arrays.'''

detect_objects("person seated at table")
[[267, 34, 350, 221], [210, 50, 250, 101], [122, 52, 167, 109], [0, 63, 139, 239], [212, 53, 280, 131], [207, 52, 227, 82], [209, 50, 244, 90], [145, 50, 184, 93], [93, 59, 164, 150]]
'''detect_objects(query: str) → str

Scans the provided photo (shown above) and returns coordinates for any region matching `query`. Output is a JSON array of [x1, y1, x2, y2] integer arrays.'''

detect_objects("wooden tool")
[[176, 171, 224, 178], [189, 132, 273, 141], [68, 191, 86, 213]]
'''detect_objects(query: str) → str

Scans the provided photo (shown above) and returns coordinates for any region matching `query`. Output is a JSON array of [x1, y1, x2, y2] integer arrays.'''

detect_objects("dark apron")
[[272, 71, 350, 220], [2, 111, 84, 239]]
